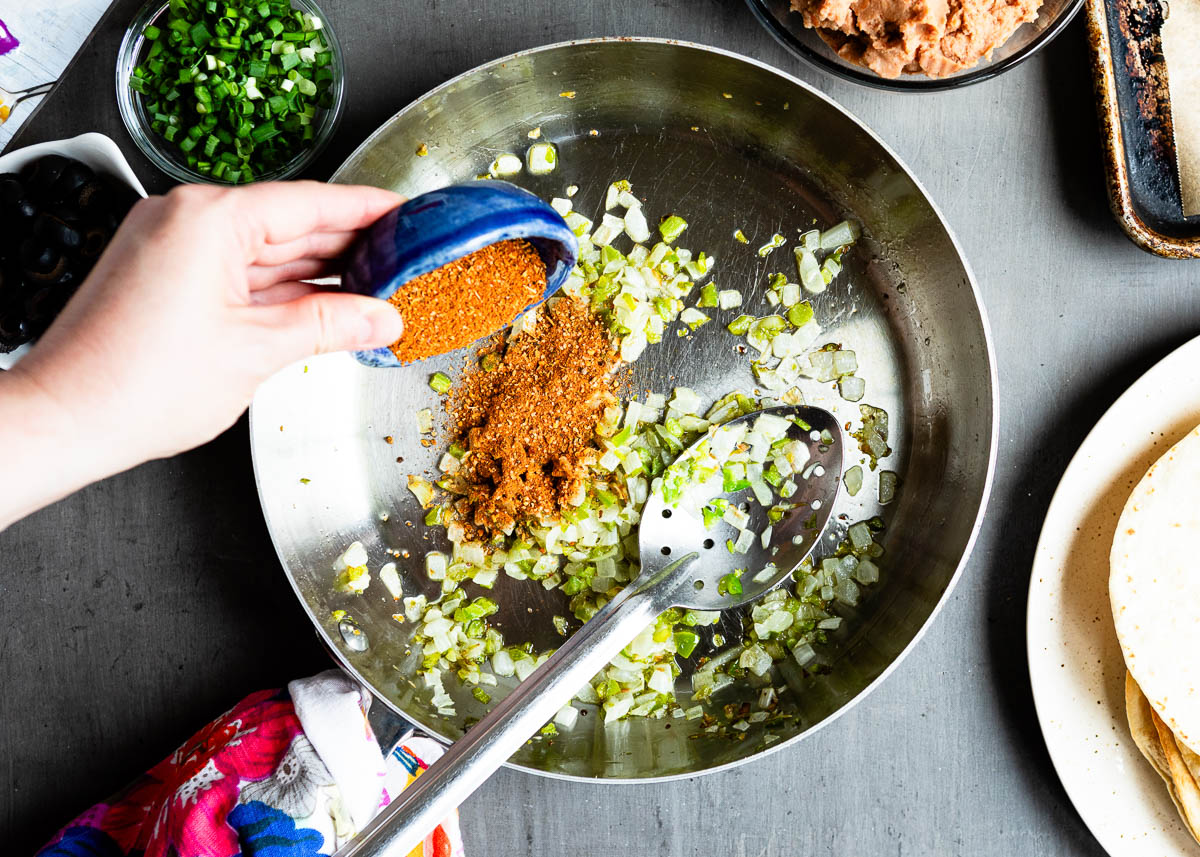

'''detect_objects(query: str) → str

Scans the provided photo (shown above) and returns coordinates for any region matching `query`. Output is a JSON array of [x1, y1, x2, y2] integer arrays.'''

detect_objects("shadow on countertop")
[[1042, 15, 1128, 242]]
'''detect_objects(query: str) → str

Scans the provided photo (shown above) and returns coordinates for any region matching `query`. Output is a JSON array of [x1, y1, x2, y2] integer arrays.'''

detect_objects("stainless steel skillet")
[[249, 38, 998, 782]]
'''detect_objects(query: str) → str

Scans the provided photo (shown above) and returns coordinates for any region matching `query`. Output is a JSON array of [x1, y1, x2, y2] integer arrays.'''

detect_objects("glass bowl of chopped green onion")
[[116, 0, 344, 185]]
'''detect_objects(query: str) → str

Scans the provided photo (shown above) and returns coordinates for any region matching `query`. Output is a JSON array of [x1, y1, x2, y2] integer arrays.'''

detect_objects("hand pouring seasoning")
[[340, 181, 579, 368]]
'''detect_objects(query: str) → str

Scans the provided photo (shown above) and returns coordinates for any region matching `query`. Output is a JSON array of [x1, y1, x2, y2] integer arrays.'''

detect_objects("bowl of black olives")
[[0, 133, 145, 364]]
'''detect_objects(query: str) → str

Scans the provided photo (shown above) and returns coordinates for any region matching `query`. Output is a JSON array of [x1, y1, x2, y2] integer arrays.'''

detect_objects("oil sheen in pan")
[[249, 38, 996, 781]]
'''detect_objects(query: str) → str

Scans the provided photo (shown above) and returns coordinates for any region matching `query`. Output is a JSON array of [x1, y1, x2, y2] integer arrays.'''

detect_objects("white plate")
[[0, 132, 147, 370], [1028, 335, 1200, 856]]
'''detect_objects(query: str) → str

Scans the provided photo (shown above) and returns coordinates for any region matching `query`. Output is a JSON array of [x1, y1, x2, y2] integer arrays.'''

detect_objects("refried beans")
[[791, 0, 1041, 78]]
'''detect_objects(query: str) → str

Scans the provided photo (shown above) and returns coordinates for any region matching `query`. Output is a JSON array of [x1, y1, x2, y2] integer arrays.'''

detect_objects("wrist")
[[0, 363, 133, 530]]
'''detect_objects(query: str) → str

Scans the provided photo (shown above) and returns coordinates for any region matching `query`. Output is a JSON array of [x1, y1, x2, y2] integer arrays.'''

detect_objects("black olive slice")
[[49, 161, 95, 204], [0, 310, 33, 349], [33, 212, 82, 252], [23, 286, 57, 321], [80, 227, 110, 259], [18, 155, 70, 195], [19, 238, 57, 273], [74, 179, 111, 217]]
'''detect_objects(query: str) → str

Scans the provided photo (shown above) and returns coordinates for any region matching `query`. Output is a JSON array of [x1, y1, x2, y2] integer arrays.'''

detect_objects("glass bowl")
[[744, 0, 1085, 90], [115, 0, 345, 183]]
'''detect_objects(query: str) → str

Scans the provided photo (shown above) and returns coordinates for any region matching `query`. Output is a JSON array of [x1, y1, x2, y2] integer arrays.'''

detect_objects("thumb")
[[257, 292, 404, 361]]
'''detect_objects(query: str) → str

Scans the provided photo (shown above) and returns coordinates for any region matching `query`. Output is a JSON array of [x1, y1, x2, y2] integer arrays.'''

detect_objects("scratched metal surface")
[[249, 39, 995, 780]]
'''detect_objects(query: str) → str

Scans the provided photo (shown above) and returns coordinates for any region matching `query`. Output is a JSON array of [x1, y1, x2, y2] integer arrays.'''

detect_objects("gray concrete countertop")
[[3, 1, 1192, 853]]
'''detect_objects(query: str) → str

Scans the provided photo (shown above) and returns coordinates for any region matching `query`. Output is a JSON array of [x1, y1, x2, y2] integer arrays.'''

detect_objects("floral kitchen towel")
[[34, 669, 464, 857]]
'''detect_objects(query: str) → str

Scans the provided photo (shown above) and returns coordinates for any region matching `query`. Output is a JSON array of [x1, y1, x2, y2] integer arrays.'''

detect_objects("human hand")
[[0, 180, 403, 528], [13, 179, 403, 463]]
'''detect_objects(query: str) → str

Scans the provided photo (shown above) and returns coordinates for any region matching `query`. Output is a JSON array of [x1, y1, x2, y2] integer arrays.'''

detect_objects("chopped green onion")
[[787, 301, 814, 328], [726, 314, 753, 336], [429, 372, 453, 394], [674, 630, 699, 658], [127, 0, 336, 183], [757, 233, 785, 257], [718, 572, 744, 597], [658, 214, 688, 243]]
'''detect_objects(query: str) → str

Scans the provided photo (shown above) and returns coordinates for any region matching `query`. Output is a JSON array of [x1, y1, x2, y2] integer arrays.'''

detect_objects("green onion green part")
[[131, 0, 335, 183]]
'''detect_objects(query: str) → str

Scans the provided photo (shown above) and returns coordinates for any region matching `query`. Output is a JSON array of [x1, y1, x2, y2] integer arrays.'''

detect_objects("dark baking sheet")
[[1087, 0, 1200, 255]]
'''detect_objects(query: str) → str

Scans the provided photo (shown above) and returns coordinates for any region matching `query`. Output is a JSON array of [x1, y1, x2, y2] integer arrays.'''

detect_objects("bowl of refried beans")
[[744, 0, 1084, 88]]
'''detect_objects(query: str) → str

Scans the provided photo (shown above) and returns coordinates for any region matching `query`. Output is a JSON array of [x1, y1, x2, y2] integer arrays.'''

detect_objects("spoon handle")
[[334, 585, 663, 857]]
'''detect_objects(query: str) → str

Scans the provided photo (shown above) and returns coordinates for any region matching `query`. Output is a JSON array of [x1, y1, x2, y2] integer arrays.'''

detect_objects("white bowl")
[[0, 132, 148, 369]]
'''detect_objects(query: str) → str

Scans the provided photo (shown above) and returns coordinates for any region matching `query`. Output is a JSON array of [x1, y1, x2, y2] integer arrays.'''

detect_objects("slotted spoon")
[[335, 404, 844, 856]]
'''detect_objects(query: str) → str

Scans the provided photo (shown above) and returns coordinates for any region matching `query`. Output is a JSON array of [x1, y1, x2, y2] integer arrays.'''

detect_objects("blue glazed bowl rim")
[[352, 181, 578, 368], [360, 188, 575, 298]]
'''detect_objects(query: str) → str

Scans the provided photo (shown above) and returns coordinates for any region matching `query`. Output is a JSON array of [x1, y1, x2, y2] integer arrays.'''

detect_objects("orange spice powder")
[[447, 296, 618, 537], [387, 238, 546, 364]]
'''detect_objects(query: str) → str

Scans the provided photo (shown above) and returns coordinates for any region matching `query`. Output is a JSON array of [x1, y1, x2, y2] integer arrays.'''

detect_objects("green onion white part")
[[333, 541, 370, 592], [525, 142, 557, 175], [488, 153, 523, 177]]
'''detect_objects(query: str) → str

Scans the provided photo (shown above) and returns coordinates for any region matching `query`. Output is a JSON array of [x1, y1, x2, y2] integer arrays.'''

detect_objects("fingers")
[[252, 230, 357, 267], [232, 181, 403, 260], [249, 280, 319, 306], [252, 292, 404, 361], [247, 258, 336, 291]]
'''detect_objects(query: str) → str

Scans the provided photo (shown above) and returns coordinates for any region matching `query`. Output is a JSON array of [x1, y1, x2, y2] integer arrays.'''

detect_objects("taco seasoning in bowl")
[[385, 238, 545, 364], [341, 181, 579, 368]]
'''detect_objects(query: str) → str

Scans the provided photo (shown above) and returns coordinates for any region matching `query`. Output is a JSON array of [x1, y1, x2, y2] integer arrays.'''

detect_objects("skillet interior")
[[249, 38, 996, 780]]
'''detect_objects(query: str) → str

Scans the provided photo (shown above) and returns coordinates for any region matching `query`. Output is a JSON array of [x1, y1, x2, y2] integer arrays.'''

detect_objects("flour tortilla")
[[1152, 705, 1200, 839], [1127, 671, 1200, 845], [1110, 425, 1200, 756], [1127, 671, 1178, 787]]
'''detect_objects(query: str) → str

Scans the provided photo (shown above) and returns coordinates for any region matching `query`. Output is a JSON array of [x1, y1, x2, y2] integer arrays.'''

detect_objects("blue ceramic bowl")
[[342, 181, 578, 367]]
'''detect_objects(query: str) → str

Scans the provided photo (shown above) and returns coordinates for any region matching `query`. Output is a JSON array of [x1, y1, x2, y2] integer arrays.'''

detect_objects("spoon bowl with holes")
[[332, 405, 843, 857]]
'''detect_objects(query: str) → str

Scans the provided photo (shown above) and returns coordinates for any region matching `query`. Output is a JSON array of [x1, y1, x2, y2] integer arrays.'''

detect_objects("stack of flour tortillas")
[[1111, 426, 1200, 845]]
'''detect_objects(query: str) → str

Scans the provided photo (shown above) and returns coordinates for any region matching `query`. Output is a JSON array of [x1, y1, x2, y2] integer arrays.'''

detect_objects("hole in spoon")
[[702, 538, 714, 549], [661, 509, 672, 518], [661, 546, 671, 556], [812, 499, 822, 510], [693, 579, 704, 590]]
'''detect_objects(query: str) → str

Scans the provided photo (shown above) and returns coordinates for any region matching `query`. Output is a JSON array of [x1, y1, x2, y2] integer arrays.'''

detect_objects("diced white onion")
[[839, 376, 866, 402], [526, 142, 557, 175], [718, 289, 742, 310], [554, 705, 580, 730], [378, 562, 402, 600], [489, 153, 522, 177]]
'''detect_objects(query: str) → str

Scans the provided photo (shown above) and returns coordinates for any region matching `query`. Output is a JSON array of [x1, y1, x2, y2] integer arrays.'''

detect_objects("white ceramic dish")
[[0, 132, 147, 369], [1028, 334, 1200, 856]]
